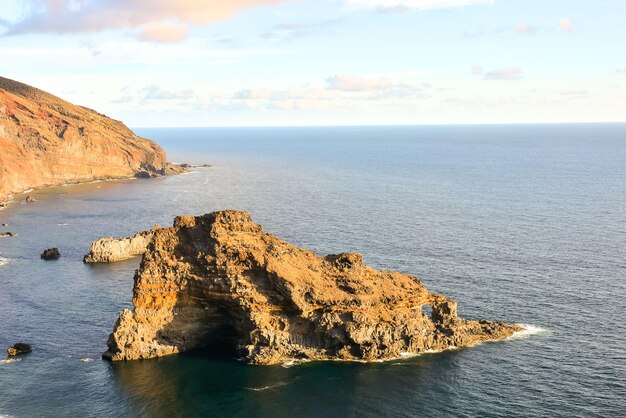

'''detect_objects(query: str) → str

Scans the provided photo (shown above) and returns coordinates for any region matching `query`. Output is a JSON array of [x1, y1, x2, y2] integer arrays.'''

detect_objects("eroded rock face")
[[83, 226, 160, 263], [104, 211, 522, 364], [0, 76, 184, 203]]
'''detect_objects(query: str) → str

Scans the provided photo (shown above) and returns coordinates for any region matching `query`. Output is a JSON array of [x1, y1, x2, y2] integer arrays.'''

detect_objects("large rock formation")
[[104, 211, 522, 364], [0, 76, 183, 203], [84, 227, 160, 263]]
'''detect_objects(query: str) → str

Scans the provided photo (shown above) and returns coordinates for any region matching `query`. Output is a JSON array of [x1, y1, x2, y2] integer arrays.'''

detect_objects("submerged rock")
[[103, 211, 522, 364], [41, 247, 60, 260], [25, 195, 36, 202], [83, 226, 160, 263], [7, 343, 32, 356]]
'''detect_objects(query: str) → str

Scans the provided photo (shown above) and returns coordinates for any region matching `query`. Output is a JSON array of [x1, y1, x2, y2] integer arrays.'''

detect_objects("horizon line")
[[130, 121, 626, 129]]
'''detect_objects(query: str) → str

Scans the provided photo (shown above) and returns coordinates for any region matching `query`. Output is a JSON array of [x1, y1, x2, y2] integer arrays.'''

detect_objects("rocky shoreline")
[[103, 210, 522, 365], [0, 75, 185, 205]]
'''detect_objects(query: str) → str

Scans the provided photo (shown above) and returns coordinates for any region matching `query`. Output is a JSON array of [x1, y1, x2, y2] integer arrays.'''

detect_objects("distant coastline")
[[0, 75, 184, 205]]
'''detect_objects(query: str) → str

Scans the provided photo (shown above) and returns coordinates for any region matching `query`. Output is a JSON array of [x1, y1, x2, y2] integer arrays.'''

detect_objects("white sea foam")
[[58, 223, 69, 226], [245, 381, 289, 392], [281, 358, 310, 368], [80, 358, 93, 363], [0, 257, 9, 267], [508, 324, 547, 340], [21, 189, 33, 194], [0, 358, 21, 365]]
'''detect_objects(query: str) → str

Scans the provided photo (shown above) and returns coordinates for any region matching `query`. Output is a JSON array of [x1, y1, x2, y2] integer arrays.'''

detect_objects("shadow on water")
[[108, 347, 467, 418]]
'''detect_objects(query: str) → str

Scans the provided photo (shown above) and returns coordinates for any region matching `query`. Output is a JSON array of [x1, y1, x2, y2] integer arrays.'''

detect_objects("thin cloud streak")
[[483, 67, 523, 80], [346, 0, 495, 12]]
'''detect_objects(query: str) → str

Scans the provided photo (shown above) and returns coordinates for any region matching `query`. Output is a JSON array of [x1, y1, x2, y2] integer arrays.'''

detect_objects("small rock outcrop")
[[25, 195, 36, 202], [104, 211, 522, 364], [0, 232, 16, 238], [7, 343, 32, 356], [41, 247, 60, 260], [83, 226, 160, 263]]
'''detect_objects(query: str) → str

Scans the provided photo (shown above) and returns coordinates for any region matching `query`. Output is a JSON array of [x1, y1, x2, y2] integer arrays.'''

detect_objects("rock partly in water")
[[179, 163, 212, 169], [25, 195, 36, 202], [0, 76, 185, 203], [83, 226, 160, 263], [7, 343, 32, 356], [0, 232, 16, 238], [41, 247, 61, 260], [103, 210, 522, 364]]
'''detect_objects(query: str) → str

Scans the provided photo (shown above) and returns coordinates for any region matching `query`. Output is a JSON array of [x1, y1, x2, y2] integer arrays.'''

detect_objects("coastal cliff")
[[0, 76, 182, 203], [104, 210, 521, 364], [84, 227, 159, 263]]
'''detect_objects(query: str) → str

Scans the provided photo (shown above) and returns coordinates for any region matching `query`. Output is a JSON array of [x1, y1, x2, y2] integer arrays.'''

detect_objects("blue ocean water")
[[0, 125, 625, 417]]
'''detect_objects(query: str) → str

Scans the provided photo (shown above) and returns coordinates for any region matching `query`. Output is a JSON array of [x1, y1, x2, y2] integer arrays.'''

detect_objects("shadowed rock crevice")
[[103, 211, 522, 364]]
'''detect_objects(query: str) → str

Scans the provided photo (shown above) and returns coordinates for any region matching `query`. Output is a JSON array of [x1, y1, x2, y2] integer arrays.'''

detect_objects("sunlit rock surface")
[[104, 211, 521, 364]]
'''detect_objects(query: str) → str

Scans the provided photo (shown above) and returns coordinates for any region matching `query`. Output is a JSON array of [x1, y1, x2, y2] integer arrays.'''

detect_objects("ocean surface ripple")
[[1, 125, 625, 417]]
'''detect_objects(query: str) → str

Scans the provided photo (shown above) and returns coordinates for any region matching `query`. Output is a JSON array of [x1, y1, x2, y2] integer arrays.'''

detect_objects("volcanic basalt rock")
[[41, 247, 60, 260], [7, 343, 32, 356], [104, 211, 522, 364], [0, 76, 184, 203], [83, 226, 160, 263]]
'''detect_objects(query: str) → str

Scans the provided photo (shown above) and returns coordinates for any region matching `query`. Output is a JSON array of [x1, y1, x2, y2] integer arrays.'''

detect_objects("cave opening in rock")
[[178, 306, 243, 358], [188, 306, 245, 359]]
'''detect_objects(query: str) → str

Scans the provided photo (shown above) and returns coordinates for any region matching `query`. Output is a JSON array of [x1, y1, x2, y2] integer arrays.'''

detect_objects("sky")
[[1, 0, 625, 127]]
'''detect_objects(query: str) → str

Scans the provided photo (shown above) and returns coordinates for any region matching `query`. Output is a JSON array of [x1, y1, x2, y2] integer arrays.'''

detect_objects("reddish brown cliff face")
[[0, 76, 181, 202], [104, 211, 522, 364]]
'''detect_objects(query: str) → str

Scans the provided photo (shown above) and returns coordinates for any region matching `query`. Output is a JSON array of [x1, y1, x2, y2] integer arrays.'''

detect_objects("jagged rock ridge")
[[83, 226, 160, 263], [0, 76, 183, 202], [104, 211, 522, 364]]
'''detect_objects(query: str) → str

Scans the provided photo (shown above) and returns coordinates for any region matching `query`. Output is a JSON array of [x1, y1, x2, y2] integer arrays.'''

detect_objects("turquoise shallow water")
[[0, 125, 625, 417]]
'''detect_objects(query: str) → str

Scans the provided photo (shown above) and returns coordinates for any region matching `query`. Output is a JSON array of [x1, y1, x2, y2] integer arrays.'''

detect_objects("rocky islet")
[[104, 210, 522, 364], [83, 226, 160, 263]]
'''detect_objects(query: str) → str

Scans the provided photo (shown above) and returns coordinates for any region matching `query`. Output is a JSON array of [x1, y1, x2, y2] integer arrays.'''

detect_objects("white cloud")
[[346, 0, 495, 12], [326, 74, 392, 91], [471, 65, 483, 75], [483, 67, 522, 80], [140, 84, 196, 101], [515, 24, 536, 35], [559, 17, 574, 32], [137, 22, 188, 43], [4, 0, 292, 40], [473, 65, 524, 80]]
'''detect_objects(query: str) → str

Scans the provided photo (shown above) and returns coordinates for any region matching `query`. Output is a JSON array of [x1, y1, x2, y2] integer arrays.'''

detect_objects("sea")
[[0, 124, 625, 417]]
